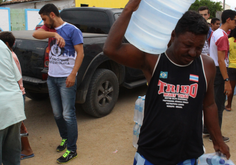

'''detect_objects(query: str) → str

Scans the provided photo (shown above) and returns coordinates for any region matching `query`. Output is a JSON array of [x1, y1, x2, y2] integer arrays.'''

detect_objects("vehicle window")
[[60, 11, 110, 34]]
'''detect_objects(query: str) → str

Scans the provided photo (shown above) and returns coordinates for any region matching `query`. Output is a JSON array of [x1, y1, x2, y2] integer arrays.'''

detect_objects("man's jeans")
[[47, 76, 78, 151], [214, 67, 226, 128], [0, 122, 21, 165]]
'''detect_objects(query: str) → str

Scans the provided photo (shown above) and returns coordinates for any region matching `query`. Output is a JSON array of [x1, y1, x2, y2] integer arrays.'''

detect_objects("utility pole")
[[223, 0, 225, 10]]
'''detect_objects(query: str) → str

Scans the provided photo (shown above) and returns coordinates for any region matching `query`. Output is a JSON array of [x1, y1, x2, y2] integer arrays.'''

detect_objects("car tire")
[[26, 91, 48, 101], [81, 69, 119, 117]]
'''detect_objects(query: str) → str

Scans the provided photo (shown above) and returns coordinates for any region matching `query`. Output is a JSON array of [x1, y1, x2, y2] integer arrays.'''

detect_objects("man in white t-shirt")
[[0, 40, 26, 165], [209, 9, 236, 142]]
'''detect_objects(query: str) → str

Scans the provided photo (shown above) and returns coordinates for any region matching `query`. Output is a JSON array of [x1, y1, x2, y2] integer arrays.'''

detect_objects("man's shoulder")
[[213, 29, 227, 39], [201, 55, 215, 66], [201, 55, 215, 79], [63, 23, 80, 31]]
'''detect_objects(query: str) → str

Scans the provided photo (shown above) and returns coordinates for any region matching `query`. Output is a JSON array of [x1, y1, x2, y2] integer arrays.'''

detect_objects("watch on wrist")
[[224, 78, 229, 82]]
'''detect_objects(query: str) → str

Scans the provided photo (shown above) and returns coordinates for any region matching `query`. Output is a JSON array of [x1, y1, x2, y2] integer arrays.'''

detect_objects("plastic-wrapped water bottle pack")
[[198, 152, 234, 165], [133, 95, 145, 149]]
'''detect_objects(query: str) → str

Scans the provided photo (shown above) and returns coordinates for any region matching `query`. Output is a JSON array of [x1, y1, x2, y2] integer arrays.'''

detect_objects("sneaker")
[[57, 150, 77, 164], [56, 139, 67, 152], [209, 136, 230, 143]]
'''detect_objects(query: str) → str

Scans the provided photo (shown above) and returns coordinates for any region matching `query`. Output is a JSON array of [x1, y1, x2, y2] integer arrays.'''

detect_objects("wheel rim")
[[97, 80, 114, 107]]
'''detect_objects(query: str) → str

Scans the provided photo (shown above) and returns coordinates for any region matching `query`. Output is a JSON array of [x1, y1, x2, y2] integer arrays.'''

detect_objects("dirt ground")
[[21, 86, 236, 165]]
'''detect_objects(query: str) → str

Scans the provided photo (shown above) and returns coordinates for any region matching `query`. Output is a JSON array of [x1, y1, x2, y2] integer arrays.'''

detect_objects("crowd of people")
[[198, 6, 236, 144], [0, 0, 236, 164]]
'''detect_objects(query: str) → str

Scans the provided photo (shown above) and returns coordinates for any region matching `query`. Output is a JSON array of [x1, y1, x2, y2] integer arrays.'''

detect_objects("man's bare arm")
[[66, 44, 84, 88], [202, 55, 230, 159], [103, 0, 147, 70], [218, 50, 232, 95], [32, 28, 65, 47]]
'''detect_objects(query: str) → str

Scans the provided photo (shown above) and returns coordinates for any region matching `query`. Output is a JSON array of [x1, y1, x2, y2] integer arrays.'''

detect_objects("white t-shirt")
[[0, 40, 26, 130], [209, 28, 229, 66]]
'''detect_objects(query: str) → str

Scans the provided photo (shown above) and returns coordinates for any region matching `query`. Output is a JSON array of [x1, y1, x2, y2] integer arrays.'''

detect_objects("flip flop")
[[21, 153, 34, 160], [224, 107, 231, 111]]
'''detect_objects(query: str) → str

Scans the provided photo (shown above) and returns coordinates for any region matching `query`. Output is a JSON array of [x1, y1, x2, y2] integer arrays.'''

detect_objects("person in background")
[[209, 9, 236, 142], [207, 18, 221, 45], [0, 39, 25, 165], [211, 18, 221, 31], [103, 0, 230, 164], [198, 6, 212, 56], [225, 28, 236, 111], [0, 31, 34, 160], [33, 3, 84, 164]]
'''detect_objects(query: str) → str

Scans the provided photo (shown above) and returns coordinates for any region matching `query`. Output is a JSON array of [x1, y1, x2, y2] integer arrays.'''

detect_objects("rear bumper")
[[23, 76, 48, 93]]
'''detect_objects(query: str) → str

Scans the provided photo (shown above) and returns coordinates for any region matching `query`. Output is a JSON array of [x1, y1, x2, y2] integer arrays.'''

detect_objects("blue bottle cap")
[[219, 159, 225, 164]]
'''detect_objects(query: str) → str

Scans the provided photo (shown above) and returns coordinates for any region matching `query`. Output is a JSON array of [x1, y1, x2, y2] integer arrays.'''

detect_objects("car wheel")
[[81, 69, 119, 117], [26, 91, 48, 101]]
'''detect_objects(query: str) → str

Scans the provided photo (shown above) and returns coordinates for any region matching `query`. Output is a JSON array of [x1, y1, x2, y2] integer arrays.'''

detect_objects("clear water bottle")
[[137, 97, 144, 125], [125, 0, 196, 54], [134, 96, 141, 123], [136, 124, 141, 144], [133, 122, 139, 149], [139, 97, 145, 125], [198, 153, 235, 165]]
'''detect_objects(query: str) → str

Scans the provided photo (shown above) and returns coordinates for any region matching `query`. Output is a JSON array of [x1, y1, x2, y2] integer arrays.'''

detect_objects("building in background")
[[220, 2, 231, 10], [0, 0, 129, 31], [0, 0, 74, 31]]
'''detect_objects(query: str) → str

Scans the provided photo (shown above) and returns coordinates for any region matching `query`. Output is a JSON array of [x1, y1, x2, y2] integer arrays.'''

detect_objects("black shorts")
[[227, 68, 236, 81]]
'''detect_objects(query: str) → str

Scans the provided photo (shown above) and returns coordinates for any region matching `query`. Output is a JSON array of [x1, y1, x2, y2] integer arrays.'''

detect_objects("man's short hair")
[[174, 10, 209, 37], [211, 17, 220, 24], [0, 31, 15, 49], [221, 9, 236, 24], [39, 3, 60, 17], [198, 6, 209, 13]]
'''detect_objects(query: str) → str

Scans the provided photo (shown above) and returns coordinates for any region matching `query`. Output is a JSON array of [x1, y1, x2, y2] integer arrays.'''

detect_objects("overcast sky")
[[213, 0, 236, 9]]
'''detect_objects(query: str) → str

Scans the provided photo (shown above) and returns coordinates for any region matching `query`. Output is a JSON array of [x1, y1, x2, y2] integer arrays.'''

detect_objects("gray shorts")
[[227, 68, 236, 81]]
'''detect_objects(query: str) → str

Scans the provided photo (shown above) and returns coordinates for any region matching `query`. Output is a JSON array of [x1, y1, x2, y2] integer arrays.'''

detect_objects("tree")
[[189, 0, 223, 18], [0, 0, 7, 3]]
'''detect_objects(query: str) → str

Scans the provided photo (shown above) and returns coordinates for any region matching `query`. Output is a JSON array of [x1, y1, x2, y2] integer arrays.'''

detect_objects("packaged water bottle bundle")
[[198, 152, 234, 165], [133, 95, 145, 148], [125, 0, 196, 54]]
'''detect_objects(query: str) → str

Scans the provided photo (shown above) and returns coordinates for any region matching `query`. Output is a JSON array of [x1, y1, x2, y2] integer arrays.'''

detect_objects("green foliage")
[[189, 0, 223, 18], [0, 0, 7, 3]]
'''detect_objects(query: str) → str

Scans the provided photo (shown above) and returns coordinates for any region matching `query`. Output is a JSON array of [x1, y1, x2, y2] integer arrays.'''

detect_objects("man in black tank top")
[[103, 0, 230, 164]]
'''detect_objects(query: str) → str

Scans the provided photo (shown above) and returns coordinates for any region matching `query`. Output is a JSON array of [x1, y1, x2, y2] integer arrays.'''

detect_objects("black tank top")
[[137, 53, 206, 164]]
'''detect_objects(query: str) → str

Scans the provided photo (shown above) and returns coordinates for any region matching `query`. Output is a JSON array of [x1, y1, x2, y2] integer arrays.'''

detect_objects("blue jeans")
[[0, 122, 21, 165], [47, 76, 78, 151]]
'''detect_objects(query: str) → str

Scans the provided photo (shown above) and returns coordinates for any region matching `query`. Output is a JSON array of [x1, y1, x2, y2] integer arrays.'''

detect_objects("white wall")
[[0, 7, 11, 31], [1, 0, 75, 31], [25, 9, 42, 30]]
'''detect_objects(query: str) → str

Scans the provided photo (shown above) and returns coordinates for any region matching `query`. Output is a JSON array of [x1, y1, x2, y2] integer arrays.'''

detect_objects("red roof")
[[0, 0, 39, 5]]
